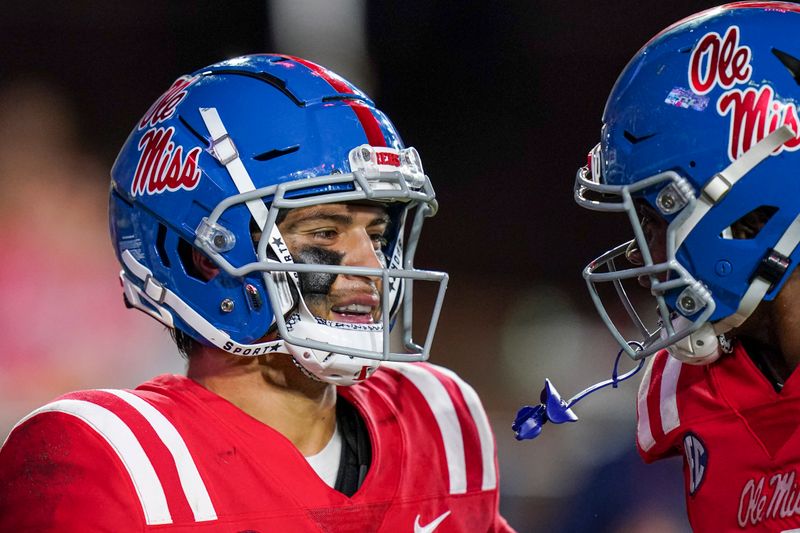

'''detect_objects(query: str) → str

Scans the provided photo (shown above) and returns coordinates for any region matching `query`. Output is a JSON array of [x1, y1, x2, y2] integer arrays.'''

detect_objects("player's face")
[[625, 200, 669, 288], [278, 203, 389, 324]]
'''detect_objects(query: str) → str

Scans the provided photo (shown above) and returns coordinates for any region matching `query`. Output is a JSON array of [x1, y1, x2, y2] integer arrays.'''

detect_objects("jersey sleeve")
[[0, 404, 146, 532], [415, 364, 516, 531], [636, 349, 717, 463], [637, 351, 679, 462]]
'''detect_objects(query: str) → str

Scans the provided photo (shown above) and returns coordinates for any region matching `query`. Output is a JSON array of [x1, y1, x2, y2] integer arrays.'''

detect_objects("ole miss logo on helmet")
[[131, 75, 202, 197], [688, 25, 800, 161], [131, 127, 202, 196], [139, 75, 198, 130]]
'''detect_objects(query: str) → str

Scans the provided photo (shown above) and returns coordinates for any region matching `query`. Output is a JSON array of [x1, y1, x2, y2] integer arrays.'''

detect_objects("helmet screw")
[[656, 184, 687, 214], [213, 234, 227, 249], [658, 193, 675, 211], [361, 147, 371, 160], [220, 299, 234, 313], [679, 295, 696, 313]]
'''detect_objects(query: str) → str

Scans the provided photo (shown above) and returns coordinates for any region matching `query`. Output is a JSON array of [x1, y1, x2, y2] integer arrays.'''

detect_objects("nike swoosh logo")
[[414, 510, 451, 533]]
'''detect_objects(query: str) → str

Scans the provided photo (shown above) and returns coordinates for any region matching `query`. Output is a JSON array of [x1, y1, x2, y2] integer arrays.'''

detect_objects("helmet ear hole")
[[177, 238, 216, 281], [155, 224, 171, 267], [720, 205, 778, 240]]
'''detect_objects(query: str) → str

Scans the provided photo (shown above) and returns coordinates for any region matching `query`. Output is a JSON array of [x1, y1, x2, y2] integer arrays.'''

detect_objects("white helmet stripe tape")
[[636, 358, 657, 452], [13, 399, 172, 525], [772, 212, 800, 257], [659, 356, 682, 435], [433, 366, 497, 491], [104, 390, 217, 522], [715, 212, 800, 334], [384, 363, 467, 494], [675, 124, 796, 248], [199, 107, 268, 230]]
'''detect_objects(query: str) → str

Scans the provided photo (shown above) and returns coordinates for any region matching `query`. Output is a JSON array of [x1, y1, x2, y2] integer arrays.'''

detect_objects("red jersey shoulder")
[[0, 382, 216, 529], [636, 345, 800, 532], [636, 348, 727, 460], [636, 342, 800, 461], [346, 362, 499, 496]]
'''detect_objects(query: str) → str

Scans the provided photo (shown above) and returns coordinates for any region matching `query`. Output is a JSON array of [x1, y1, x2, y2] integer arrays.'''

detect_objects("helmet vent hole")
[[689, 160, 696, 168], [203, 69, 304, 106], [623, 130, 656, 144], [720, 205, 778, 240], [156, 224, 171, 268], [253, 145, 300, 162], [177, 238, 210, 281], [178, 115, 210, 147], [771, 48, 800, 85]]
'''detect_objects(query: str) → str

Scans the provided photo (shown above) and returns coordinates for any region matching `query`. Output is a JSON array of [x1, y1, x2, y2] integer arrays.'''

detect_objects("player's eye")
[[371, 233, 388, 250], [311, 229, 338, 241]]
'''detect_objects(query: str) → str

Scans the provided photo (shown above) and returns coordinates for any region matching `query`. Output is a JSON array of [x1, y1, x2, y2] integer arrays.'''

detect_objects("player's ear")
[[192, 248, 219, 281]]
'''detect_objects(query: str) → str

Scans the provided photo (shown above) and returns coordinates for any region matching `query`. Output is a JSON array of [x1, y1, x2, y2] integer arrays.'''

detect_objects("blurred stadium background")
[[0, 1, 728, 530]]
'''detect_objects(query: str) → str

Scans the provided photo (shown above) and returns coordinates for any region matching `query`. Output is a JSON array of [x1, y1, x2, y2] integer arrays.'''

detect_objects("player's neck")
[[771, 272, 800, 375], [734, 271, 800, 380], [186, 348, 337, 456]]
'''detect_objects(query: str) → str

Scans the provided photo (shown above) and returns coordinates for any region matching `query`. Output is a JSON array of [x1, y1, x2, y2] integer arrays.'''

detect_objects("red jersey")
[[637, 341, 800, 532], [0, 362, 513, 532]]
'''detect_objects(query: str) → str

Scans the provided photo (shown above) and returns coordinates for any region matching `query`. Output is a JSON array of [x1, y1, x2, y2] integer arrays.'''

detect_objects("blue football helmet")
[[109, 54, 448, 385], [575, 2, 800, 364]]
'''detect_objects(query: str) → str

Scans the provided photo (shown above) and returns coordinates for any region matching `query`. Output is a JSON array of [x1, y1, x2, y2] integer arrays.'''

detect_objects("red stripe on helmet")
[[285, 55, 388, 147]]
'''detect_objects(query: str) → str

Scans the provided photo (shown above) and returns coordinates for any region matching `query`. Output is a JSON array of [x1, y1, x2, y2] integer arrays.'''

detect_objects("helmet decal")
[[687, 26, 752, 96], [138, 75, 199, 130], [131, 75, 203, 196], [131, 127, 202, 196], [718, 85, 800, 161], [687, 25, 800, 160]]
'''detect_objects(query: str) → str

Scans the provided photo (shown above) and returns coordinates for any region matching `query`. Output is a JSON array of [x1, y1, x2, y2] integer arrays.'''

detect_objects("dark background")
[[1, 0, 724, 281], [1, 2, 729, 531]]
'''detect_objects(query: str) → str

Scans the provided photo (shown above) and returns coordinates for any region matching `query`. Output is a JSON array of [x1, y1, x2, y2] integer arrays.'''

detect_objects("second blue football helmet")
[[575, 2, 800, 363]]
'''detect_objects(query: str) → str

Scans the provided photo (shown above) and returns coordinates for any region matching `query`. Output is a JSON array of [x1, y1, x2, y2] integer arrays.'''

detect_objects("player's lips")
[[330, 294, 380, 324]]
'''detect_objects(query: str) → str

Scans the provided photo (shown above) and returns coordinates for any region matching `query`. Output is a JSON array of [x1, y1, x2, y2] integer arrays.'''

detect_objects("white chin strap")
[[119, 250, 285, 357], [282, 301, 383, 386], [668, 125, 800, 364], [121, 247, 381, 386]]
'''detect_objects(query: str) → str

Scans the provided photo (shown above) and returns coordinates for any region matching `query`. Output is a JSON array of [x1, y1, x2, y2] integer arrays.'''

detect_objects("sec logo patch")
[[683, 432, 708, 496]]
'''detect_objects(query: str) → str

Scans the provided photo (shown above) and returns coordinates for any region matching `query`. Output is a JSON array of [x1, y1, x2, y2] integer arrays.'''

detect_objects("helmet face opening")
[[110, 54, 449, 384], [575, 3, 800, 363]]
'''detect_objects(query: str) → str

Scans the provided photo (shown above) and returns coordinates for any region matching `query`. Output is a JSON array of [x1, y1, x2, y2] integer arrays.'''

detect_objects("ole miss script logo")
[[688, 25, 800, 161], [131, 75, 202, 196]]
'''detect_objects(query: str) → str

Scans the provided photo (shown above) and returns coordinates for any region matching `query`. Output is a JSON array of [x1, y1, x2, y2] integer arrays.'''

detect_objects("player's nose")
[[342, 229, 383, 271]]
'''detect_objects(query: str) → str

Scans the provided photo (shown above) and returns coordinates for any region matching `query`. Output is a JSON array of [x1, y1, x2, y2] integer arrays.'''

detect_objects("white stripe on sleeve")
[[433, 365, 497, 491], [14, 399, 172, 525], [636, 357, 657, 452], [660, 356, 683, 434], [104, 390, 217, 522], [384, 363, 467, 494]]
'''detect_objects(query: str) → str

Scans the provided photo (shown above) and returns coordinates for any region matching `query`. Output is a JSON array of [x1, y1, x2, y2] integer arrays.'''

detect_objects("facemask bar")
[[194, 157, 449, 363], [575, 163, 716, 360], [575, 126, 796, 360]]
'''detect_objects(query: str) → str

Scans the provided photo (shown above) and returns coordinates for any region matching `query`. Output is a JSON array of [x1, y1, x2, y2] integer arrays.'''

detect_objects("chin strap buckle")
[[753, 248, 791, 292]]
